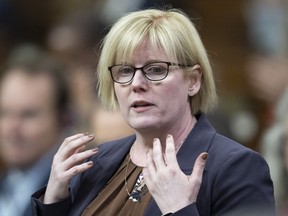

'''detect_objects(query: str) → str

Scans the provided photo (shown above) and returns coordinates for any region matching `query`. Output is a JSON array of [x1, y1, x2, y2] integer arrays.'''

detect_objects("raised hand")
[[43, 133, 98, 204], [142, 134, 207, 214]]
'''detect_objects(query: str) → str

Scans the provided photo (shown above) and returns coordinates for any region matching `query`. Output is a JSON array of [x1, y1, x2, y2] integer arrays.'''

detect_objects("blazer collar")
[[177, 113, 216, 173]]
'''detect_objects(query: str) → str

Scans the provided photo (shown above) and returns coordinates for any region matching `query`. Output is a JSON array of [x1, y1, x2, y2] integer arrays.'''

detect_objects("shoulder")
[[199, 134, 275, 215], [208, 133, 269, 172]]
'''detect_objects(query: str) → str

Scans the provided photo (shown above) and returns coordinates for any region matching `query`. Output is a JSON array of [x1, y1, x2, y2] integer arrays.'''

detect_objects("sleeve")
[[31, 187, 72, 216], [170, 203, 199, 216], [211, 149, 276, 216]]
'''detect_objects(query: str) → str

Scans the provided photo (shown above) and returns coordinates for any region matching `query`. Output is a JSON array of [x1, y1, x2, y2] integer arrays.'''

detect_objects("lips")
[[131, 100, 154, 108]]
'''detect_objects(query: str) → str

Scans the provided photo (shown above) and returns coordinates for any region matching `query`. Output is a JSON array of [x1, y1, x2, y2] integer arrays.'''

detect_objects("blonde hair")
[[97, 8, 217, 114]]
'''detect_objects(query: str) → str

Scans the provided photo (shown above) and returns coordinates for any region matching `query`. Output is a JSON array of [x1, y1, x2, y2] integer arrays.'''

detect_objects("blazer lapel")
[[177, 113, 216, 174]]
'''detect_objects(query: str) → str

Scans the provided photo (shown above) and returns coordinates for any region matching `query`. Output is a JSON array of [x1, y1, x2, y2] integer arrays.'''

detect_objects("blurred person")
[[46, 10, 134, 138], [0, 45, 73, 216], [32, 8, 275, 216], [260, 88, 288, 211], [244, 1, 288, 213], [244, 0, 288, 106], [98, 0, 173, 26], [46, 10, 100, 132], [281, 114, 288, 215], [245, 55, 288, 106], [244, 0, 288, 56]]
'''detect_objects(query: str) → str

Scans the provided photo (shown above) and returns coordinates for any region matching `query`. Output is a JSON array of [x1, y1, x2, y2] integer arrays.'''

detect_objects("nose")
[[130, 69, 148, 91]]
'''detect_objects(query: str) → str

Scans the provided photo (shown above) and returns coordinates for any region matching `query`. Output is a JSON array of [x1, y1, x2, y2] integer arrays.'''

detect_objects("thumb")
[[187, 152, 208, 202], [188, 152, 208, 185]]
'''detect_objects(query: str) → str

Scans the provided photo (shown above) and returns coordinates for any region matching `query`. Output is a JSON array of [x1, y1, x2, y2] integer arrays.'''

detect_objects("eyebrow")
[[115, 59, 168, 66]]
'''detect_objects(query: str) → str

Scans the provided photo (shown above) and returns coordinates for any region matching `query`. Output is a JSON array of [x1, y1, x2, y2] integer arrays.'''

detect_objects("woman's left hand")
[[142, 134, 207, 214]]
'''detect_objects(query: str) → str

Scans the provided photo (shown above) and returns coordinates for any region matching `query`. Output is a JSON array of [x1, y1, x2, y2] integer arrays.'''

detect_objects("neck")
[[130, 114, 197, 167]]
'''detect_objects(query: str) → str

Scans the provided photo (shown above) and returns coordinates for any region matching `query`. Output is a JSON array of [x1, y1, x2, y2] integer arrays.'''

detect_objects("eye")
[[0, 109, 8, 119], [145, 64, 166, 74], [118, 66, 134, 76], [21, 109, 41, 119]]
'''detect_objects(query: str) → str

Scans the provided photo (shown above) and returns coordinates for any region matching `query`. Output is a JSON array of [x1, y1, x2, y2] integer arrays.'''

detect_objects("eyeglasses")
[[108, 61, 187, 84]]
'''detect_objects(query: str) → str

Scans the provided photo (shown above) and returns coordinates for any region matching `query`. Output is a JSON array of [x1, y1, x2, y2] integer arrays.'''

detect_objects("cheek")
[[114, 85, 127, 109], [24, 117, 58, 142], [164, 82, 188, 102]]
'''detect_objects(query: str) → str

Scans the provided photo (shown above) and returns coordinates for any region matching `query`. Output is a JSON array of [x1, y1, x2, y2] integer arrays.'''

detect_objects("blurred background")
[[0, 0, 287, 215]]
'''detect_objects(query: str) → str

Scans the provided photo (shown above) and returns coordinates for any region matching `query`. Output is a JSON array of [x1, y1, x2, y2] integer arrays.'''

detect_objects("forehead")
[[116, 39, 175, 64], [0, 70, 55, 109]]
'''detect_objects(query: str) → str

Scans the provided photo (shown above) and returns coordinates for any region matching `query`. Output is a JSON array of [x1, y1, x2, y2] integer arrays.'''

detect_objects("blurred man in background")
[[0, 45, 73, 216]]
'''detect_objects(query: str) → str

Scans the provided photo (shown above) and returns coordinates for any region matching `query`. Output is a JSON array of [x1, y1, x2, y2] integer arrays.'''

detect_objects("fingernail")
[[87, 161, 93, 166], [92, 147, 98, 152], [88, 134, 94, 139], [84, 132, 94, 138], [201, 153, 208, 160]]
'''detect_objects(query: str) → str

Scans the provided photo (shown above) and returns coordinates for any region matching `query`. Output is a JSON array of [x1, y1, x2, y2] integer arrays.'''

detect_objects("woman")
[[32, 8, 275, 216]]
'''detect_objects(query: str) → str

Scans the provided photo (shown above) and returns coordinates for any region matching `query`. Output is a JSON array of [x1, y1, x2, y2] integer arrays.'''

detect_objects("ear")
[[187, 64, 202, 96]]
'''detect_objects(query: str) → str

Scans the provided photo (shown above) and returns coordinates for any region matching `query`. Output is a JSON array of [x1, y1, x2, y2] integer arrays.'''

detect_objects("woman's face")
[[114, 41, 200, 134]]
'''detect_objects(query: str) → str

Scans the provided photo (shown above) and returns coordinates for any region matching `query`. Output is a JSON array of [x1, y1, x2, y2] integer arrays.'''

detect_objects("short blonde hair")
[[97, 8, 217, 114]]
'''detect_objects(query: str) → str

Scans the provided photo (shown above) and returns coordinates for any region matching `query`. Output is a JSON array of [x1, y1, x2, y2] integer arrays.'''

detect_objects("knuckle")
[[63, 136, 72, 144], [170, 169, 177, 177], [166, 167, 177, 176], [166, 146, 175, 153], [71, 167, 78, 175], [153, 150, 162, 158], [190, 175, 202, 185], [51, 162, 58, 170], [66, 144, 74, 152], [80, 136, 88, 142], [71, 154, 78, 162], [53, 154, 59, 163]]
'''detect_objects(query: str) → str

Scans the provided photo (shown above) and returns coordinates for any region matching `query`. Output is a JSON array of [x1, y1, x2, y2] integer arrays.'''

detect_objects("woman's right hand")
[[43, 133, 98, 204]]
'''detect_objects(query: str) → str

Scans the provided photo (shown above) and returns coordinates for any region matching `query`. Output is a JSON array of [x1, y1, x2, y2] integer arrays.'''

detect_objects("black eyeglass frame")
[[108, 61, 191, 84]]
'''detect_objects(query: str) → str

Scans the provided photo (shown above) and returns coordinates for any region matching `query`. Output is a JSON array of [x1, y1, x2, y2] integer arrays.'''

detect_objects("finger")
[[75, 145, 86, 154], [66, 160, 95, 179], [60, 134, 95, 159], [62, 147, 99, 170], [145, 150, 157, 181], [165, 134, 178, 166], [58, 133, 86, 151], [152, 138, 166, 170], [188, 152, 208, 182]]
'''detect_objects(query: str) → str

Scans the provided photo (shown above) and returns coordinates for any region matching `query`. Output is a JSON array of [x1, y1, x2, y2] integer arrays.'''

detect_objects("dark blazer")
[[31, 113, 275, 216]]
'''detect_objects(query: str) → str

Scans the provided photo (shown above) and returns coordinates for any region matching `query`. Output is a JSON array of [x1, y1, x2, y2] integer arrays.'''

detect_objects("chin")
[[8, 159, 33, 169], [4, 152, 31, 167], [130, 119, 162, 131]]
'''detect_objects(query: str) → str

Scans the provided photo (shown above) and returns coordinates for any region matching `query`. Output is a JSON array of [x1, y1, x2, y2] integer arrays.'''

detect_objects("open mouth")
[[131, 101, 154, 108]]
